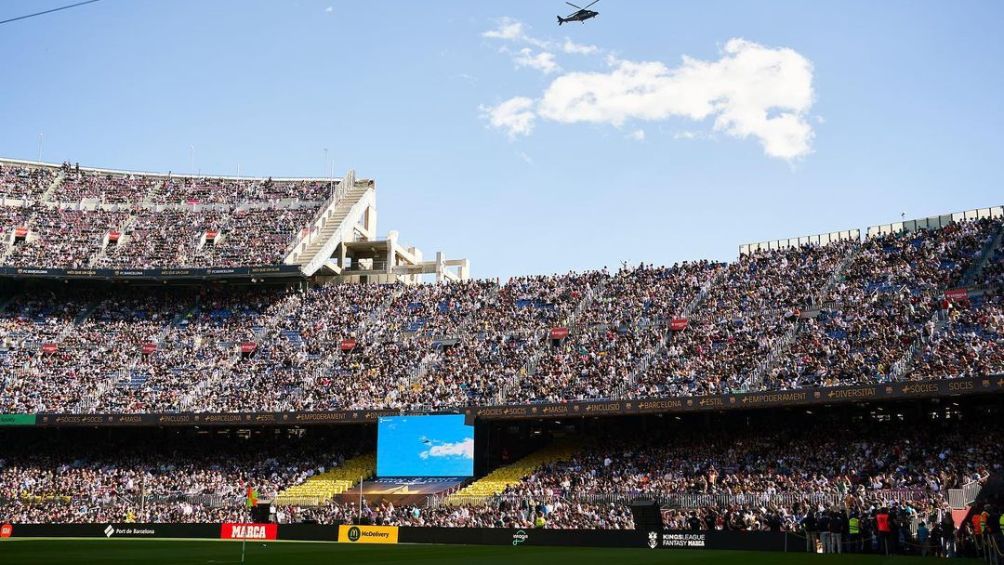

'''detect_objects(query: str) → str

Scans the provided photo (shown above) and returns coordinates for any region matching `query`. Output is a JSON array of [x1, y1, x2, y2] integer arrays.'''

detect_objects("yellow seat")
[[445, 440, 580, 506], [274, 453, 375, 506]]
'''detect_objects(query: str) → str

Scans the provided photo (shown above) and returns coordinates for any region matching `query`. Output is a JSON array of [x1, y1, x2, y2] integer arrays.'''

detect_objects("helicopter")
[[557, 0, 599, 25]]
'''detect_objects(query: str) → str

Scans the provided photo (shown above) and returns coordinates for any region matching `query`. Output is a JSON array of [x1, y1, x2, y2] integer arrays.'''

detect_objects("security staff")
[[876, 507, 892, 555], [987, 506, 1002, 565], [848, 513, 861, 553], [997, 509, 1004, 565]]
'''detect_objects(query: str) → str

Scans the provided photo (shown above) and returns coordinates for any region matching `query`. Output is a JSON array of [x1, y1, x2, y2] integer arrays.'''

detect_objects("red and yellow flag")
[[245, 486, 258, 508]]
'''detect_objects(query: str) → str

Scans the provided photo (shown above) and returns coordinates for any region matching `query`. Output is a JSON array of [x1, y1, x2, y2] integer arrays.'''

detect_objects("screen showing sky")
[[377, 415, 474, 477]]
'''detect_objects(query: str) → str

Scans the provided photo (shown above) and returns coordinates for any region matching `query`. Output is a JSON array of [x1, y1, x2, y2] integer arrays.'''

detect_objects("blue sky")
[[2, 0, 1002, 279]]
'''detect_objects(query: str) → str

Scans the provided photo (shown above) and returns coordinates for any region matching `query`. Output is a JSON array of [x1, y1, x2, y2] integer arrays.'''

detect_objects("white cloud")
[[483, 38, 816, 160], [514, 48, 560, 74], [561, 39, 599, 55], [419, 438, 474, 460], [482, 18, 602, 74], [324, 6, 333, 13], [628, 129, 646, 141], [518, 151, 534, 165], [481, 97, 536, 138], [482, 18, 525, 41]]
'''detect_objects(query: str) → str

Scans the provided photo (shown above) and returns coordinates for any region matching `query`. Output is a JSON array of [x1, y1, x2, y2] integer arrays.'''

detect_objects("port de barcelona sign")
[[17, 375, 1003, 428]]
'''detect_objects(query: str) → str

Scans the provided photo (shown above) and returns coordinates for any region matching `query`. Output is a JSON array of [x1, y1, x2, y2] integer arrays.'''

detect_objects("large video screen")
[[376, 415, 474, 477]]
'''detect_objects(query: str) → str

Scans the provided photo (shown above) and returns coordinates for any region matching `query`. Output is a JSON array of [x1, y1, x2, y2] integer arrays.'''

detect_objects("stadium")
[[2, 2, 1003, 565]]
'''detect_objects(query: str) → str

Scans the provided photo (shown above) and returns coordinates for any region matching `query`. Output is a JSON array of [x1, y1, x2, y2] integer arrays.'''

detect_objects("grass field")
[[0, 539, 980, 565]]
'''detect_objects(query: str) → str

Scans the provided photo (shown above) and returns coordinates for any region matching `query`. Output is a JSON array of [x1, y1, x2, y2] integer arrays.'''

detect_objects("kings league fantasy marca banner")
[[15, 375, 1004, 428], [0, 264, 303, 280]]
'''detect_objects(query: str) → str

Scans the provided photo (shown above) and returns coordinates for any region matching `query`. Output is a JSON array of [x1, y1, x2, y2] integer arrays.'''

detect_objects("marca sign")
[[1, 523, 12, 538], [220, 523, 277, 540]]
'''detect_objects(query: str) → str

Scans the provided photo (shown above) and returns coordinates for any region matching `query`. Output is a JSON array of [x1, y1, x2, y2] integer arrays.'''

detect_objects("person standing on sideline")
[[802, 509, 818, 553], [848, 511, 861, 553], [818, 510, 832, 553], [829, 508, 845, 554], [941, 510, 957, 557], [876, 507, 892, 556], [917, 521, 930, 557]]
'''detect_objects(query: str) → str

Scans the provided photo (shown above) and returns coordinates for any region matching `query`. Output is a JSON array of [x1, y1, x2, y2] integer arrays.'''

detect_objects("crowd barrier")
[[434, 489, 927, 510], [0, 523, 790, 551]]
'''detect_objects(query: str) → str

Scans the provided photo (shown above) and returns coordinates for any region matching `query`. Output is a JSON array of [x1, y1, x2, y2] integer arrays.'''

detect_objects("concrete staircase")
[[747, 243, 862, 391], [626, 265, 728, 394], [497, 276, 611, 404], [37, 170, 66, 203], [285, 172, 374, 276], [961, 221, 1004, 287], [889, 225, 1004, 381], [308, 286, 402, 379], [89, 212, 140, 267], [408, 286, 503, 391]]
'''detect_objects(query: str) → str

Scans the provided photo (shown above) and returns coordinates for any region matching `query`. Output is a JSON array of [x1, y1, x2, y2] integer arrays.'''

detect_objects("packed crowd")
[[0, 160, 336, 269], [4, 206, 130, 269], [0, 163, 54, 200], [275, 498, 635, 529], [496, 420, 995, 521], [152, 177, 333, 204], [531, 262, 724, 402], [0, 204, 317, 270], [0, 430, 365, 524], [380, 416, 994, 534], [2, 218, 1003, 414], [640, 243, 853, 397], [910, 290, 1004, 380], [769, 219, 1000, 390], [52, 168, 159, 203], [0, 205, 34, 245], [30, 162, 335, 205], [2, 416, 995, 537]]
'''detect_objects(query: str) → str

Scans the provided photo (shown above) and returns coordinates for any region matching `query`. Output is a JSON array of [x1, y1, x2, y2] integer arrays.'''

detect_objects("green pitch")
[[0, 539, 978, 564]]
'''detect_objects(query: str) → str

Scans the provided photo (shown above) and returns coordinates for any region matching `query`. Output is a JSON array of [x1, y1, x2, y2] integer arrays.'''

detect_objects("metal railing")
[[428, 488, 929, 510], [948, 477, 985, 509], [866, 205, 1003, 239], [1, 493, 242, 509]]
